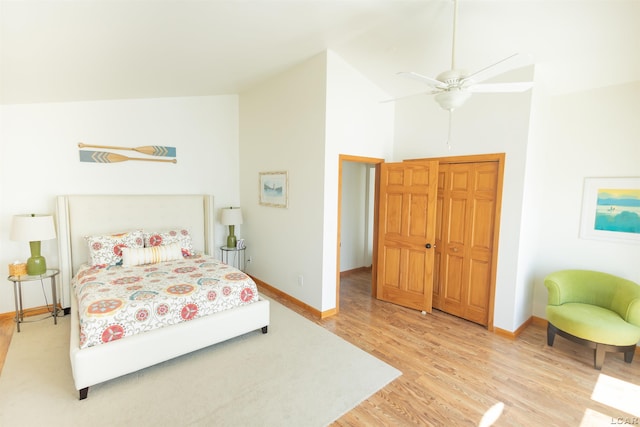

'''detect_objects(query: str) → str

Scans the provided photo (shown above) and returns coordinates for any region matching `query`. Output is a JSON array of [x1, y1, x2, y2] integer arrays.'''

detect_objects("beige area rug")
[[0, 298, 400, 427]]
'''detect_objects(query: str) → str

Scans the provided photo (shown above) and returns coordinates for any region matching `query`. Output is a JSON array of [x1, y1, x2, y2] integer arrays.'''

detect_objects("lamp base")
[[226, 224, 237, 249], [27, 240, 47, 275], [27, 256, 47, 276]]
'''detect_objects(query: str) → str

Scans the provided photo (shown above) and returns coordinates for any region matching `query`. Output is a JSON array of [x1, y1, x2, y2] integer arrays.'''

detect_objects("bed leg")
[[261, 326, 268, 334], [79, 387, 89, 400]]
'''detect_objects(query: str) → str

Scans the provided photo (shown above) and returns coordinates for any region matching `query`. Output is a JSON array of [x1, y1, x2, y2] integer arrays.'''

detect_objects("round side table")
[[7, 268, 60, 332]]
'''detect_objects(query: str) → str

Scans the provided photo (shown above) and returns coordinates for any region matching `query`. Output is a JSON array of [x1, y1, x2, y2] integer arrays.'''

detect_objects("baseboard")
[[500, 316, 640, 356], [531, 316, 548, 327], [494, 316, 547, 340], [340, 266, 372, 278], [0, 304, 62, 321], [248, 279, 640, 353], [250, 275, 332, 319], [494, 317, 530, 340]]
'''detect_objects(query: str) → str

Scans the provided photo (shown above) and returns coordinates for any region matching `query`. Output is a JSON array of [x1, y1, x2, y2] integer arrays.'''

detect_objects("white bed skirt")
[[70, 291, 270, 395]]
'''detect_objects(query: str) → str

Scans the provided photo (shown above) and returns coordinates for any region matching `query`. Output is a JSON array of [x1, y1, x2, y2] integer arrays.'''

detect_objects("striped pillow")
[[121, 243, 183, 266]]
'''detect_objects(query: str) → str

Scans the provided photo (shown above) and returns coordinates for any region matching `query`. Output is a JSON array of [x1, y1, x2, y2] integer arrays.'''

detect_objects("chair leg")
[[594, 345, 605, 370], [548, 325, 634, 369], [546, 323, 556, 346]]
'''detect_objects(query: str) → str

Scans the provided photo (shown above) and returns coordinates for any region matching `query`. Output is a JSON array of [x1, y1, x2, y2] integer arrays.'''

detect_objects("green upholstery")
[[544, 269, 640, 368], [547, 304, 640, 345]]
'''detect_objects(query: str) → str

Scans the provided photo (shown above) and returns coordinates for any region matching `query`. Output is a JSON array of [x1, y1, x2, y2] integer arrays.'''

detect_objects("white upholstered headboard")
[[56, 194, 215, 308]]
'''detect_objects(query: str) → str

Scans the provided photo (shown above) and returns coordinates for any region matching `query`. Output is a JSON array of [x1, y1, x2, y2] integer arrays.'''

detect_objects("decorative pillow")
[[122, 243, 183, 266], [144, 228, 194, 256], [85, 230, 144, 266]]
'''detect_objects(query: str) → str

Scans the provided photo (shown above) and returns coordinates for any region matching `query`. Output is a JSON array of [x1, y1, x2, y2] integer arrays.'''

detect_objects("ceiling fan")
[[394, 0, 533, 112]]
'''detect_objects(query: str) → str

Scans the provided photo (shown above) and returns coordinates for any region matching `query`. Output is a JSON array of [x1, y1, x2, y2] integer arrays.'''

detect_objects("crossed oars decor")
[[78, 142, 177, 164]]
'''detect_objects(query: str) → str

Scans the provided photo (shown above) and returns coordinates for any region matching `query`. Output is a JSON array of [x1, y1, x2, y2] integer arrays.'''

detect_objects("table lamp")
[[10, 214, 57, 275], [220, 207, 243, 248]]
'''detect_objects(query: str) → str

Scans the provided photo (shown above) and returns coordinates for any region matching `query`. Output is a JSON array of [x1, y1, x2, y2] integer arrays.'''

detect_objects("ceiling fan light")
[[434, 90, 471, 111]]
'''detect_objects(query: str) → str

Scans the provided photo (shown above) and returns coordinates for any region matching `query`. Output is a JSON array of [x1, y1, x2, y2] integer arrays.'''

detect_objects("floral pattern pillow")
[[85, 230, 144, 266], [144, 228, 194, 256]]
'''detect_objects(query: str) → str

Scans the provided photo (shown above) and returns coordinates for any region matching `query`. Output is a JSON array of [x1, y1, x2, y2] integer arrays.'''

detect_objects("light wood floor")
[[263, 270, 640, 426], [1, 269, 638, 426]]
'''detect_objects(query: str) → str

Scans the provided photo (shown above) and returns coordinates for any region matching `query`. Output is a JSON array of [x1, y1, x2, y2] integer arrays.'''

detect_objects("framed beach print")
[[259, 171, 288, 208], [580, 177, 640, 244]]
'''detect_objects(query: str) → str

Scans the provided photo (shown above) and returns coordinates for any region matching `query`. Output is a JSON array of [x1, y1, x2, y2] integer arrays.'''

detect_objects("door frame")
[[406, 153, 505, 330], [336, 154, 384, 314]]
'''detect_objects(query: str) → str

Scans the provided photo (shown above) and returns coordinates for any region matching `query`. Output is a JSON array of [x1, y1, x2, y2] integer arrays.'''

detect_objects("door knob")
[[425, 243, 432, 249]]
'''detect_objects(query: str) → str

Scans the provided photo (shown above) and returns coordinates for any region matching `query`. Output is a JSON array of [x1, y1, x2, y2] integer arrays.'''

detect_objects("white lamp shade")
[[220, 208, 243, 226], [10, 214, 57, 242]]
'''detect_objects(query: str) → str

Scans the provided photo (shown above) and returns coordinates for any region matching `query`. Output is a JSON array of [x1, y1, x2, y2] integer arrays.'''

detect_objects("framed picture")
[[259, 171, 288, 208], [580, 177, 640, 244]]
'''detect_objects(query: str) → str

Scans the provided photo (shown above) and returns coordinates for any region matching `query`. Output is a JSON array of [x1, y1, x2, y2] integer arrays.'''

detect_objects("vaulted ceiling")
[[2, 0, 639, 105]]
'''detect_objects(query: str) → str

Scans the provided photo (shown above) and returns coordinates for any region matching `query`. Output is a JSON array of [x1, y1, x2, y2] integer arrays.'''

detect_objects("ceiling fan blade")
[[397, 72, 449, 90], [468, 82, 533, 93], [381, 90, 441, 103], [461, 53, 532, 85]]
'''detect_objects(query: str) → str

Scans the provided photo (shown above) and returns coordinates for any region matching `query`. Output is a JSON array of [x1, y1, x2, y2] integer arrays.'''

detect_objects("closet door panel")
[[434, 160, 499, 326]]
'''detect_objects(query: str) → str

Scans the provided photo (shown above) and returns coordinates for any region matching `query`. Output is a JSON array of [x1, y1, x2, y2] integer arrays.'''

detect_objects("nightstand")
[[7, 268, 60, 332], [220, 246, 246, 272]]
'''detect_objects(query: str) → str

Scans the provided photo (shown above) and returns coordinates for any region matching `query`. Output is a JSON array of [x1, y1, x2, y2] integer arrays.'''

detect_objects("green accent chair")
[[544, 269, 640, 369]]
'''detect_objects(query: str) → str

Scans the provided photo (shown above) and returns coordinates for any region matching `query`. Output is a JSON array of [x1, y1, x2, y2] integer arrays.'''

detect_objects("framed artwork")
[[259, 171, 288, 208], [580, 177, 640, 244]]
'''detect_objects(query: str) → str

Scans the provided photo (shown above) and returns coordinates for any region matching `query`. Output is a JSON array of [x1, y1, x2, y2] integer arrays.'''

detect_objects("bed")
[[56, 194, 270, 400]]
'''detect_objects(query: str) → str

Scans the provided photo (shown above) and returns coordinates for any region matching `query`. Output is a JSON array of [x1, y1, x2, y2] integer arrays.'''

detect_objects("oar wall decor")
[[78, 142, 176, 157], [79, 150, 177, 164]]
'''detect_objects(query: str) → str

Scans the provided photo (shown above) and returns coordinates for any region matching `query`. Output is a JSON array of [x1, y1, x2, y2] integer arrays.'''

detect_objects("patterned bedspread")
[[73, 254, 259, 349]]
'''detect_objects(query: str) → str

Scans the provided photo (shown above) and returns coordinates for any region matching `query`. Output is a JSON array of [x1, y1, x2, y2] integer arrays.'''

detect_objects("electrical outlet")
[[247, 256, 252, 263], [297, 275, 304, 287]]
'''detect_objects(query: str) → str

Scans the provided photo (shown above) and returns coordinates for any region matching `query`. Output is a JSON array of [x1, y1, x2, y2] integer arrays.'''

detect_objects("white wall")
[[340, 162, 376, 272], [239, 50, 394, 312], [239, 53, 328, 309], [0, 95, 240, 313], [528, 81, 640, 318], [340, 161, 367, 272], [323, 50, 394, 310]]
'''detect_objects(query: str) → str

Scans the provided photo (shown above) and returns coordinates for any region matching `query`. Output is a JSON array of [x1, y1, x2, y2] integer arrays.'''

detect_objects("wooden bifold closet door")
[[432, 161, 499, 326], [375, 161, 439, 313]]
